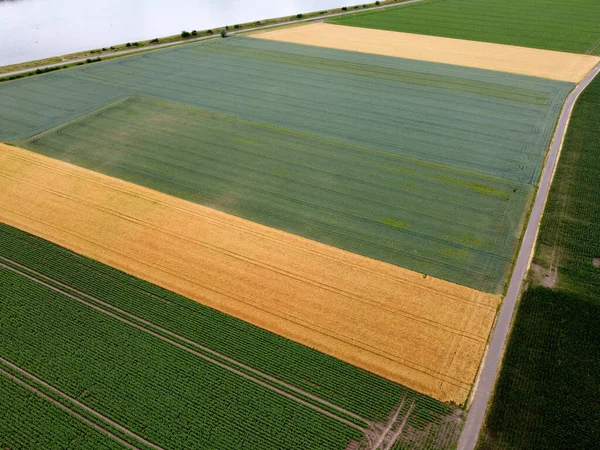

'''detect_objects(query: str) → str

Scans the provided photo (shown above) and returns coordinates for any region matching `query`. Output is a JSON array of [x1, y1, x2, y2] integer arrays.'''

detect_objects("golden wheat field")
[[251, 23, 600, 83], [0, 144, 501, 403]]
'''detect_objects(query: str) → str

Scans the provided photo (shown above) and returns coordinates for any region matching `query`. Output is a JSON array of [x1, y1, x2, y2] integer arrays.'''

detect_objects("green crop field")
[[0, 223, 463, 449], [0, 37, 570, 185], [0, 374, 126, 450], [0, 36, 573, 292], [22, 96, 532, 293], [479, 76, 600, 448], [330, 0, 600, 54]]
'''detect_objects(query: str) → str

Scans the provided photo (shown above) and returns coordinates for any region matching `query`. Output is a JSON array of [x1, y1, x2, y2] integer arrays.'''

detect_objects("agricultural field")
[[330, 0, 600, 54], [0, 222, 464, 449], [252, 23, 600, 82], [0, 36, 574, 293], [0, 374, 126, 449], [0, 143, 500, 404], [479, 72, 600, 448], [19, 96, 533, 293], [0, 15, 590, 449]]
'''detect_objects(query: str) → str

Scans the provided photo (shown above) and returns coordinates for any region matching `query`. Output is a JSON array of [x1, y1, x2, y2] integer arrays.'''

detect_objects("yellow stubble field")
[[251, 23, 600, 83], [0, 143, 501, 404]]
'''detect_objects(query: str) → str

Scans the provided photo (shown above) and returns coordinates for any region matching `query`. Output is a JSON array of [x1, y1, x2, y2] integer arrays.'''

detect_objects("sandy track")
[[251, 23, 600, 83], [0, 144, 500, 404]]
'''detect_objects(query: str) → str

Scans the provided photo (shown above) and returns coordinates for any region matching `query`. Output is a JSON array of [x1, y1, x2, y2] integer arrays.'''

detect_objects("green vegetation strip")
[[0, 36, 572, 186], [0, 223, 462, 449], [479, 70, 600, 449], [23, 96, 531, 292], [330, 0, 600, 54]]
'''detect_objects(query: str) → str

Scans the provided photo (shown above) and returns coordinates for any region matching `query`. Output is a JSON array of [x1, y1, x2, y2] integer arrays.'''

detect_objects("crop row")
[[0, 370, 125, 450]]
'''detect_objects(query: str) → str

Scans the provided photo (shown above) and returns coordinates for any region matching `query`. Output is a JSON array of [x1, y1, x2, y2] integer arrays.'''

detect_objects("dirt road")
[[457, 62, 600, 450]]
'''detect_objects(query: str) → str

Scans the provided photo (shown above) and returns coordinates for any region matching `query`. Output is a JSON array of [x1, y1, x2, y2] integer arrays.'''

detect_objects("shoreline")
[[0, 0, 418, 81]]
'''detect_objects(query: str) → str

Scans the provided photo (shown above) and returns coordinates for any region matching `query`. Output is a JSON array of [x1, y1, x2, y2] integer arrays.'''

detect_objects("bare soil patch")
[[531, 263, 558, 288]]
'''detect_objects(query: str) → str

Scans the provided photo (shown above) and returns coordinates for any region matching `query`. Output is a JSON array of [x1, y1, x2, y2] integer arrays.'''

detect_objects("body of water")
[[0, 0, 349, 67]]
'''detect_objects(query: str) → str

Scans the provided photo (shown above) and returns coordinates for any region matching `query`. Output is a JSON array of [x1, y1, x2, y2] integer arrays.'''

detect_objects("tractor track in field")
[[0, 359, 158, 450], [0, 256, 371, 432], [458, 63, 600, 450]]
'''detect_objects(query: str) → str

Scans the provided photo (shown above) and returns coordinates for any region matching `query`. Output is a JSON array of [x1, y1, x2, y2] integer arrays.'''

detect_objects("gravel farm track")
[[458, 62, 600, 450]]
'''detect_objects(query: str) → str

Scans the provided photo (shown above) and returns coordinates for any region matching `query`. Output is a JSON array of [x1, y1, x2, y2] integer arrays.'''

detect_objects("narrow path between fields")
[[457, 62, 600, 450], [0, 0, 425, 78], [0, 359, 159, 450], [0, 256, 369, 432]]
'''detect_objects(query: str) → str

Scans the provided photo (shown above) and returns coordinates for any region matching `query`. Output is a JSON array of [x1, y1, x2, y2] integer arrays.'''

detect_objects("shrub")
[[220, 29, 228, 38], [296, 14, 303, 19], [206, 30, 213, 34], [376, 1, 380, 5], [150, 38, 159, 44], [342, 6, 347, 10], [234, 24, 241, 29], [191, 30, 198, 36], [126, 42, 132, 47], [132, 42, 139, 46], [181, 31, 191, 38]]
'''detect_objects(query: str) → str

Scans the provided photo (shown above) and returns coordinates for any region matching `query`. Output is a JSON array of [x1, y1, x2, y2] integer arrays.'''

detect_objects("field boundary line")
[[0, 358, 161, 450], [0, 257, 370, 431], [457, 62, 600, 450], [0, 0, 426, 78]]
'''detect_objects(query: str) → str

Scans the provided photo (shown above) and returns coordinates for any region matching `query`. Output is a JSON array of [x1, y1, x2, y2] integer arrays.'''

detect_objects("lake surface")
[[0, 0, 349, 67]]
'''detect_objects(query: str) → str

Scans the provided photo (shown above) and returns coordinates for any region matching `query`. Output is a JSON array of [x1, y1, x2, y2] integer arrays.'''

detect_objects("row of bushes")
[[1, 57, 102, 83]]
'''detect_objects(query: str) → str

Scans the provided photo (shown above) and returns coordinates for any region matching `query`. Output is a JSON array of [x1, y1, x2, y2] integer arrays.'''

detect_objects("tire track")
[[0, 361, 159, 450]]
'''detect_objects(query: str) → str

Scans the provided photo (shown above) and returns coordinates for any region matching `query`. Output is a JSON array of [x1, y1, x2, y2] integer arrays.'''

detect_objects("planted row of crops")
[[0, 223, 463, 448], [0, 266, 363, 449], [480, 74, 600, 448], [0, 36, 570, 186], [330, 0, 600, 54], [22, 97, 531, 292], [0, 371, 126, 450]]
